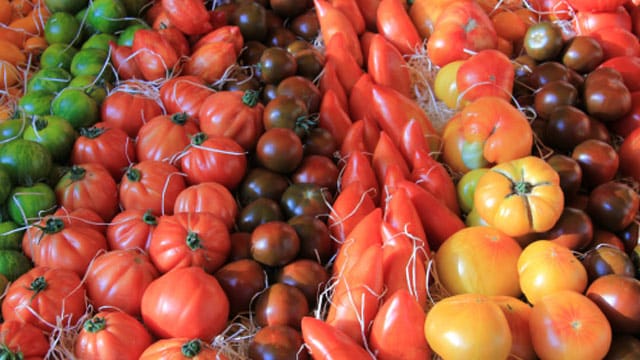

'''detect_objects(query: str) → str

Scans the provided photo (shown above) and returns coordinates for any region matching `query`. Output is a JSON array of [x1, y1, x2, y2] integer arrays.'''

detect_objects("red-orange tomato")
[[132, 29, 179, 81], [85, 249, 159, 317], [0, 321, 50, 360], [375, 0, 422, 55], [529, 290, 612, 360], [598, 55, 640, 92], [591, 27, 640, 59], [140, 338, 228, 359], [172, 181, 238, 230], [314, 0, 363, 66], [141, 267, 229, 341], [192, 25, 244, 55], [107, 209, 158, 252], [619, 126, 640, 182], [75, 311, 153, 360], [55, 163, 119, 222], [109, 41, 143, 80], [301, 316, 372, 359], [149, 212, 230, 274], [119, 160, 187, 216], [198, 90, 264, 151], [71, 122, 136, 180], [22, 216, 108, 277], [183, 41, 237, 84], [427, 0, 498, 67], [490, 296, 536, 360], [2, 266, 87, 333], [456, 49, 514, 105], [517, 240, 588, 304], [162, 0, 212, 35], [367, 33, 412, 98], [159, 75, 215, 123], [573, 6, 632, 36], [566, 0, 628, 12], [135, 113, 200, 162], [101, 87, 164, 138]]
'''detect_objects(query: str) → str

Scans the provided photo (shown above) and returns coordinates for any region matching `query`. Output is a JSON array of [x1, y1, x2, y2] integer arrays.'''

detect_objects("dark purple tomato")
[[253, 283, 309, 329], [214, 259, 267, 317], [250, 221, 300, 267]]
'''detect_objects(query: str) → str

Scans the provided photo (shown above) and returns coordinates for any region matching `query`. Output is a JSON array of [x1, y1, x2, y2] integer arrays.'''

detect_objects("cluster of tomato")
[[1, 0, 640, 358]]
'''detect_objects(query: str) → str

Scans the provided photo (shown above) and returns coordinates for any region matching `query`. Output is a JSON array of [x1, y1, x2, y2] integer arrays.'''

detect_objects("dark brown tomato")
[[583, 67, 632, 122], [258, 47, 298, 85], [571, 139, 619, 188], [290, 10, 320, 41], [266, 27, 297, 48], [239, 167, 290, 206], [586, 274, 640, 334], [251, 221, 300, 267], [287, 39, 314, 54], [523, 21, 565, 61], [237, 197, 284, 233], [544, 105, 592, 152], [546, 154, 583, 200], [276, 76, 322, 113], [253, 283, 309, 329], [222, 71, 261, 92], [294, 48, 325, 81], [617, 222, 639, 255], [589, 228, 626, 252], [287, 215, 333, 264], [231, 2, 268, 42], [241, 40, 267, 66], [586, 181, 639, 232], [633, 245, 640, 278], [534, 80, 578, 120], [270, 0, 309, 18], [277, 259, 329, 308], [544, 207, 594, 251], [528, 61, 571, 89], [280, 183, 331, 219], [562, 35, 605, 74], [249, 325, 309, 360], [262, 95, 310, 136], [587, 117, 611, 143], [262, 84, 279, 104], [582, 245, 636, 282], [228, 232, 252, 261], [604, 335, 640, 359], [292, 155, 339, 195], [214, 259, 267, 317], [265, 9, 285, 34], [303, 127, 338, 157], [256, 128, 304, 174]]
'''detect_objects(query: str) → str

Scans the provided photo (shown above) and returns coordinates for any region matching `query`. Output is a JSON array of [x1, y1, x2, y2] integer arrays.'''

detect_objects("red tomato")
[[132, 29, 179, 81], [586, 274, 640, 334], [101, 86, 164, 138], [567, 0, 628, 12], [149, 212, 230, 273], [85, 249, 159, 317], [2, 266, 86, 333], [183, 41, 237, 84], [456, 49, 514, 104], [327, 181, 377, 245], [598, 55, 640, 92], [107, 209, 157, 252], [427, 0, 498, 67], [75, 310, 153, 360], [162, 0, 212, 35], [573, 6, 632, 36], [301, 317, 372, 359], [198, 90, 264, 151], [109, 41, 143, 80], [55, 163, 119, 221], [619, 126, 640, 181], [172, 181, 238, 230], [591, 27, 640, 59], [192, 25, 244, 55], [411, 149, 460, 215], [0, 321, 50, 359], [135, 113, 200, 162], [529, 290, 612, 359], [314, 0, 363, 66], [22, 216, 108, 277], [159, 75, 215, 123], [71, 122, 136, 180], [140, 338, 228, 359], [119, 160, 186, 216], [367, 33, 412, 98], [141, 267, 229, 341], [376, 0, 422, 55]]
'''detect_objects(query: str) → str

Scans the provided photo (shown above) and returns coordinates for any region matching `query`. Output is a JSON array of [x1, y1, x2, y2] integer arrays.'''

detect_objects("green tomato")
[[44, 0, 88, 14], [18, 91, 54, 117], [6, 182, 56, 225], [0, 166, 10, 204], [0, 139, 53, 186], [44, 12, 81, 45], [0, 118, 26, 142], [0, 221, 23, 251], [27, 67, 72, 93], [87, 0, 128, 34], [68, 75, 111, 105], [75, 7, 96, 40], [70, 48, 113, 81], [0, 250, 32, 281], [40, 43, 78, 70], [456, 168, 490, 214], [23, 116, 77, 163], [51, 88, 99, 130], [82, 33, 118, 52], [117, 22, 148, 47]]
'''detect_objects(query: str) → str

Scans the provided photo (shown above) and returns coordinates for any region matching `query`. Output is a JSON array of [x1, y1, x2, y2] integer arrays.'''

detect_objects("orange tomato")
[[517, 240, 588, 304], [491, 296, 536, 360], [0, 0, 11, 24], [0, 39, 26, 66]]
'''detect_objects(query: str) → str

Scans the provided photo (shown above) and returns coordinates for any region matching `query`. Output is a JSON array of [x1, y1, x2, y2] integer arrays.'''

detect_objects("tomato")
[[586, 181, 639, 233], [193, 25, 244, 55], [85, 249, 158, 317], [109, 41, 143, 80], [277, 258, 330, 307], [106, 209, 157, 252], [619, 126, 640, 181], [159, 75, 215, 124], [132, 29, 179, 81], [75, 310, 153, 360], [301, 316, 371, 359], [583, 67, 632, 122], [136, 113, 199, 163], [162, 0, 212, 35], [141, 266, 229, 341], [254, 283, 309, 329], [68, 74, 111, 106], [424, 293, 512, 359], [0, 249, 30, 282], [198, 90, 264, 151], [250, 221, 300, 267], [6, 182, 56, 226], [517, 240, 588, 304], [598, 55, 640, 92], [436, 226, 522, 297], [474, 156, 564, 237], [140, 338, 228, 359], [367, 33, 412, 99], [70, 48, 112, 81], [567, 0, 628, 12], [101, 86, 164, 138], [292, 155, 339, 194], [456, 168, 489, 214], [55, 163, 119, 221], [376, 0, 421, 56], [582, 245, 635, 281], [490, 296, 536, 360], [71, 122, 136, 180], [434, 60, 464, 109], [51, 87, 100, 130], [543, 207, 594, 251], [2, 266, 86, 333], [183, 41, 238, 84], [571, 139, 619, 188], [591, 27, 640, 60], [586, 274, 640, 334], [255, 128, 304, 174], [0, 139, 52, 186], [250, 325, 309, 360], [427, 0, 498, 67], [561, 36, 605, 74], [573, 6, 632, 36], [530, 290, 612, 359], [523, 21, 564, 61], [119, 160, 186, 216], [172, 182, 238, 230], [87, 0, 127, 34], [0, 320, 49, 359], [314, 0, 363, 66], [456, 49, 514, 104]]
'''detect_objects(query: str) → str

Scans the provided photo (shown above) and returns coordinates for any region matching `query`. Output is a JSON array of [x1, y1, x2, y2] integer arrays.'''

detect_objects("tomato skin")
[[573, 6, 632, 36], [2, 266, 87, 333], [198, 90, 264, 151], [119, 160, 186, 216], [173, 182, 238, 230], [490, 296, 536, 360], [183, 41, 238, 84], [141, 266, 229, 341], [193, 25, 244, 55], [0, 320, 50, 359], [159, 75, 215, 124], [474, 156, 564, 237], [567, 0, 628, 12], [591, 27, 640, 60], [314, 0, 363, 66], [140, 338, 228, 359], [586, 274, 640, 334], [75, 310, 153, 360], [619, 126, 640, 181], [301, 317, 372, 359], [109, 41, 143, 80], [376, 0, 422, 55], [149, 212, 230, 274], [367, 33, 412, 98], [162, 0, 212, 35], [132, 29, 179, 81], [456, 49, 514, 104], [180, 133, 247, 189], [427, 0, 498, 67], [136, 113, 200, 162], [530, 290, 612, 360], [101, 87, 164, 138], [55, 163, 119, 222], [71, 122, 136, 180]]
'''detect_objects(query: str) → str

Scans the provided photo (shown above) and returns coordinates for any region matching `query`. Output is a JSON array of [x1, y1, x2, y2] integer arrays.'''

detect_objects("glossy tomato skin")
[[256, 128, 304, 174], [106, 209, 157, 252], [586, 181, 639, 233], [141, 266, 229, 342], [587, 274, 640, 335], [618, 126, 640, 181], [135, 113, 200, 163], [139, 338, 228, 359], [214, 259, 267, 317], [71, 122, 136, 180], [159, 75, 215, 124], [0, 320, 50, 359], [172, 181, 238, 230], [249, 325, 309, 360], [101, 88, 163, 138]]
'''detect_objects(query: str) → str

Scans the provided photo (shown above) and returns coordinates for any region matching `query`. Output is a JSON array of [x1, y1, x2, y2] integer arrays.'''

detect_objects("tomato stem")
[[186, 231, 203, 250], [242, 89, 260, 107], [83, 316, 106, 333], [181, 339, 202, 357], [513, 181, 533, 195], [0, 344, 23, 360], [79, 126, 106, 139], [142, 210, 158, 225], [190, 132, 207, 146], [68, 166, 87, 181], [295, 114, 318, 136], [125, 168, 141, 182], [42, 217, 64, 234], [171, 112, 189, 125], [33, 117, 48, 131], [29, 276, 48, 294]]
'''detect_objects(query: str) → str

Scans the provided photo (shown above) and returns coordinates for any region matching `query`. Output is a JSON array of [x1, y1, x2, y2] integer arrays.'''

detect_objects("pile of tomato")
[[0, 0, 639, 358]]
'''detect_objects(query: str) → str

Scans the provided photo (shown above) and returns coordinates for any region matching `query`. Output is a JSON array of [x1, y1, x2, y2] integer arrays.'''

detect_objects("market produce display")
[[0, 0, 640, 358]]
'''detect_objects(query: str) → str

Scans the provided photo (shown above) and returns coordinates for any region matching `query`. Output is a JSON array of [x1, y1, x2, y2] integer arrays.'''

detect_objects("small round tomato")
[[251, 221, 300, 267], [586, 181, 639, 233], [586, 274, 640, 335], [456, 168, 489, 214], [256, 128, 304, 174]]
